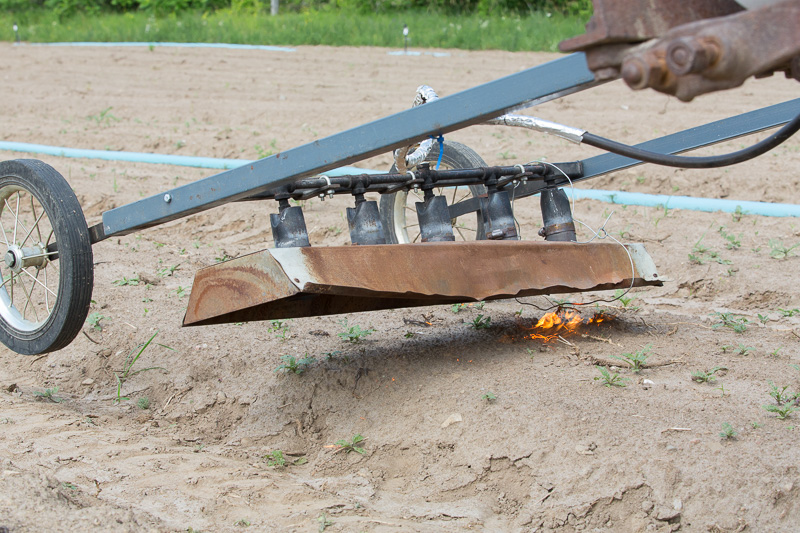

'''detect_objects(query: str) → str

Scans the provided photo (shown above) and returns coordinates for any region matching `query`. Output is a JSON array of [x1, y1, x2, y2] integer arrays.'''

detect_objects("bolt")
[[163, 194, 172, 203], [319, 193, 326, 201], [621, 58, 646, 89], [666, 37, 720, 76], [327, 189, 334, 199], [538, 227, 547, 238]]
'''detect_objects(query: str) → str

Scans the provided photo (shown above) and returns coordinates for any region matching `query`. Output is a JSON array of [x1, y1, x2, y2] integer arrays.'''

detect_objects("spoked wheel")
[[0, 160, 93, 355], [380, 141, 487, 243]]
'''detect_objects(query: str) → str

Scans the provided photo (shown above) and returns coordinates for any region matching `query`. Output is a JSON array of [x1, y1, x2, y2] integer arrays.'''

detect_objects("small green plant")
[[751, 421, 762, 429], [481, 391, 497, 402], [611, 344, 652, 373], [778, 308, 800, 317], [732, 205, 746, 222], [691, 366, 727, 383], [269, 319, 291, 342], [768, 239, 800, 260], [469, 314, 492, 329], [337, 319, 375, 343], [769, 347, 783, 357], [451, 303, 468, 314], [317, 513, 334, 532], [234, 518, 251, 527], [136, 397, 151, 410], [718, 227, 742, 250], [86, 311, 108, 332], [613, 289, 637, 308], [61, 482, 78, 491], [114, 331, 171, 404], [688, 237, 731, 265], [594, 366, 628, 388], [87, 106, 119, 126], [34, 386, 64, 403], [157, 264, 181, 277], [733, 343, 755, 356], [265, 450, 286, 467], [710, 311, 749, 333], [719, 422, 737, 439], [758, 313, 770, 324], [112, 275, 141, 286], [335, 434, 366, 454], [172, 286, 187, 298], [764, 404, 797, 419], [767, 381, 795, 405], [275, 354, 315, 374]]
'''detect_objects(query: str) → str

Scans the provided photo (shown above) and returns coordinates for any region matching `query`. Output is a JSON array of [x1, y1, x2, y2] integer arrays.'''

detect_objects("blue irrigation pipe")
[[23, 41, 296, 52], [1, 140, 799, 217]]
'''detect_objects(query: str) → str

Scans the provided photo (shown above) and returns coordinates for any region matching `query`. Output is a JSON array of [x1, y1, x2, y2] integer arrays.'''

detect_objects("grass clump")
[[768, 239, 800, 260], [0, 10, 588, 53], [136, 396, 151, 410], [611, 344, 652, 373], [114, 331, 171, 404], [469, 314, 492, 329], [594, 366, 628, 388], [691, 366, 726, 383]]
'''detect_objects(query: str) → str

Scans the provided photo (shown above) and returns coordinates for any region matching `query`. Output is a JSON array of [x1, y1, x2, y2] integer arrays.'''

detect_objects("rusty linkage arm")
[[561, 0, 800, 101]]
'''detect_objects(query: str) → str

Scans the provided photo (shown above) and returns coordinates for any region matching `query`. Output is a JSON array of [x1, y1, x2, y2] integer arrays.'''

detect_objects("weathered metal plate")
[[183, 241, 662, 326]]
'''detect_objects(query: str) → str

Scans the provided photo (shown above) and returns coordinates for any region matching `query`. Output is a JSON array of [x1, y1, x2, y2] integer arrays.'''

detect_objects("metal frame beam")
[[100, 52, 598, 239]]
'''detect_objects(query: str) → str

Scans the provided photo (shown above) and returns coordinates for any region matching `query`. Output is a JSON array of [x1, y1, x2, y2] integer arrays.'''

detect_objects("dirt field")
[[2, 42, 800, 532]]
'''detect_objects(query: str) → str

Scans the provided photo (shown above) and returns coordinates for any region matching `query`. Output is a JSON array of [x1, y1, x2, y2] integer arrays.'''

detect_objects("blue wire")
[[433, 134, 444, 170]]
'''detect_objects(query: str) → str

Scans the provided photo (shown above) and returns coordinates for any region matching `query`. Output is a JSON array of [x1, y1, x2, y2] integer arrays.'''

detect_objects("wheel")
[[0, 160, 93, 355], [380, 141, 487, 243]]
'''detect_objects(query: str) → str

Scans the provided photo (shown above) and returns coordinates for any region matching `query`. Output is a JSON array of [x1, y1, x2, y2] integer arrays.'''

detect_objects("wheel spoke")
[[20, 266, 57, 299], [21, 268, 41, 323], [15, 272, 36, 322], [12, 193, 20, 244], [31, 195, 44, 244], [44, 266, 50, 313], [455, 226, 467, 241], [19, 208, 46, 248], [412, 231, 421, 243]]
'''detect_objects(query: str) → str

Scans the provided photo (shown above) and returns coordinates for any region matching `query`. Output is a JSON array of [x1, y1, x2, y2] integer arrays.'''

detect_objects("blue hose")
[[1, 140, 798, 217], [23, 41, 295, 52]]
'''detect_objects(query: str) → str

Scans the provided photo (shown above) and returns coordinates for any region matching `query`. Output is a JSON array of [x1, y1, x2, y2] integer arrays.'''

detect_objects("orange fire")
[[526, 309, 608, 342]]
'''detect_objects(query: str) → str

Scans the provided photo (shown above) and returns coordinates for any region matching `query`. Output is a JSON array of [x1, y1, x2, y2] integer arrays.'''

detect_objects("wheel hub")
[[4, 244, 48, 273]]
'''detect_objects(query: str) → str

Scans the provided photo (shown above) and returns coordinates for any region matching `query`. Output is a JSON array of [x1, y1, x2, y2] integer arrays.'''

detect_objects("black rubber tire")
[[379, 140, 487, 244], [0, 159, 94, 355]]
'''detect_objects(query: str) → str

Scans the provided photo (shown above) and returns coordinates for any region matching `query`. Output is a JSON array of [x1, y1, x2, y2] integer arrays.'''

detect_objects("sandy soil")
[[2, 42, 800, 532]]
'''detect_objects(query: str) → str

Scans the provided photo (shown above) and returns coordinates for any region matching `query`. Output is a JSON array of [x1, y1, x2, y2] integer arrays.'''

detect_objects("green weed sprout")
[[275, 354, 315, 374], [768, 239, 800, 260], [611, 344, 652, 373], [778, 308, 800, 317], [317, 513, 334, 532], [763, 404, 797, 419], [469, 314, 492, 329], [719, 422, 737, 439], [691, 366, 727, 383], [337, 319, 374, 343], [34, 386, 64, 403], [136, 397, 150, 410], [265, 450, 286, 467], [86, 311, 108, 332], [594, 366, 628, 387], [114, 331, 171, 404], [710, 311, 749, 333], [335, 434, 366, 454], [767, 381, 796, 405], [482, 391, 497, 402]]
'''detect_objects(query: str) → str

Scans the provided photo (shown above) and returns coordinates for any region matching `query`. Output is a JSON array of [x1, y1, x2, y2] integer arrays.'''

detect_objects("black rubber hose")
[[581, 112, 800, 169]]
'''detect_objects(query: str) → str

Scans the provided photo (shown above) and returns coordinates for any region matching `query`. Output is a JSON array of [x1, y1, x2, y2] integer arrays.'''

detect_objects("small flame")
[[526, 309, 608, 342]]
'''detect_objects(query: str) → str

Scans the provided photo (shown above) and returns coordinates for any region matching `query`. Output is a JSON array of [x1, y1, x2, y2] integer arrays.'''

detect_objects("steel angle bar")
[[444, 99, 800, 219], [525, 98, 800, 195], [100, 53, 598, 239], [183, 241, 661, 326]]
